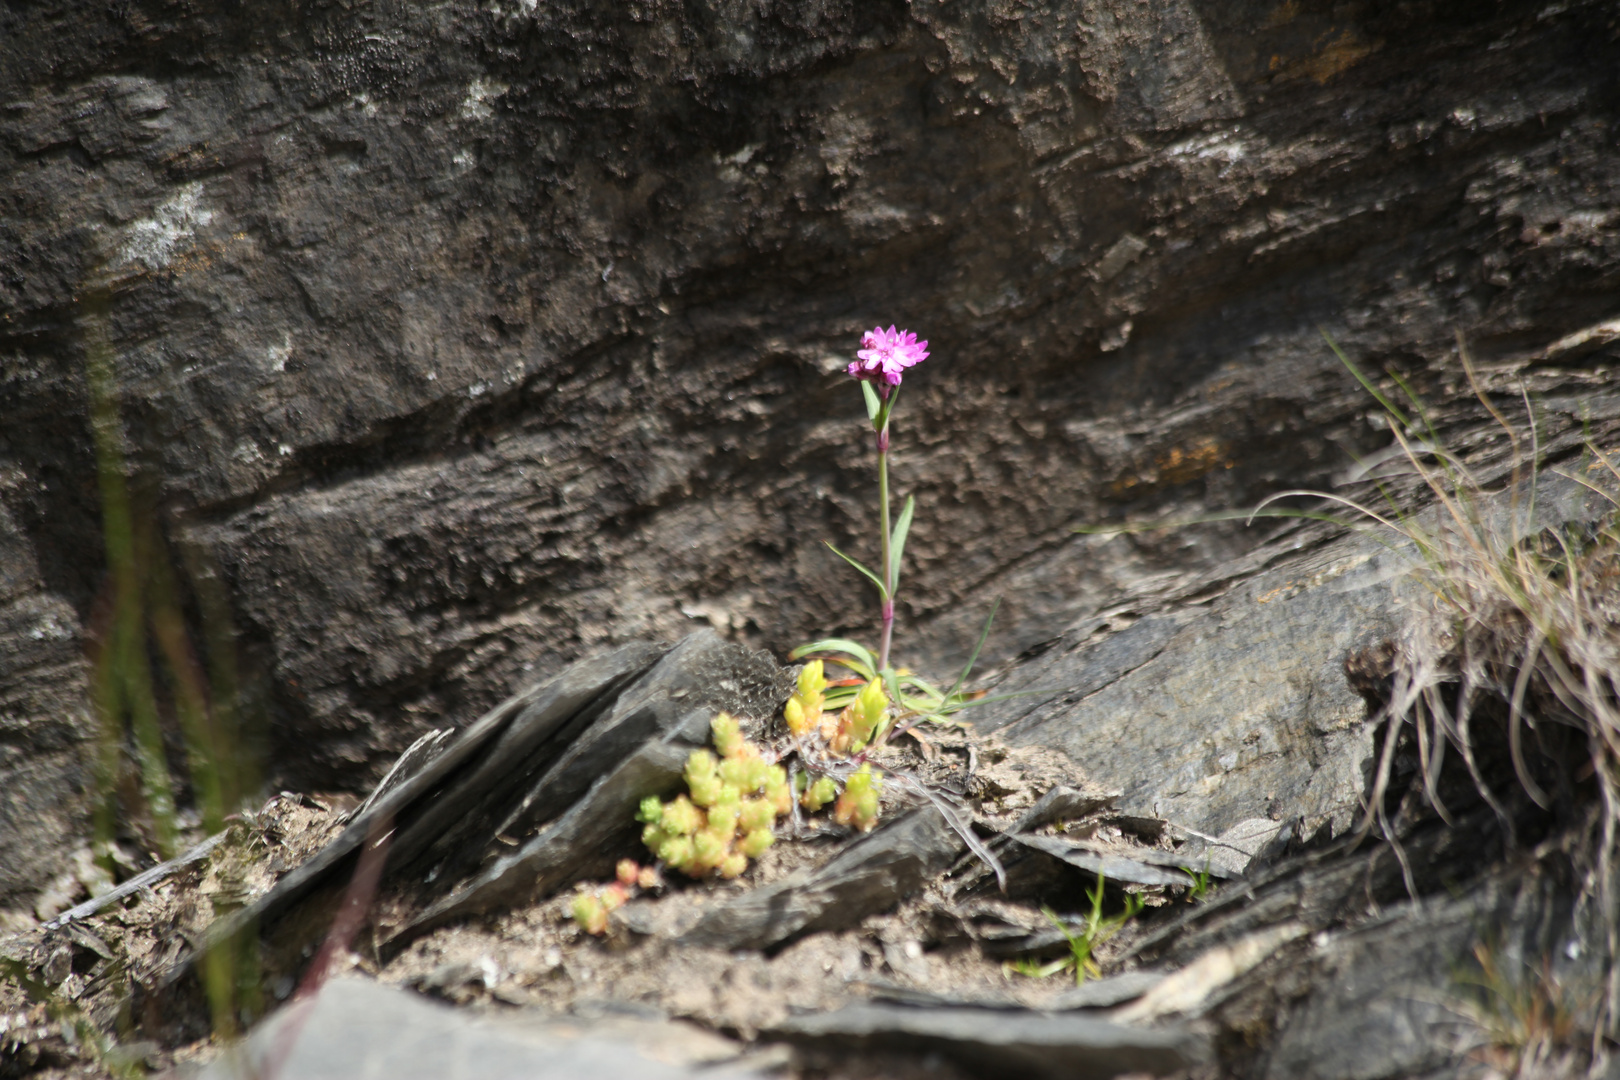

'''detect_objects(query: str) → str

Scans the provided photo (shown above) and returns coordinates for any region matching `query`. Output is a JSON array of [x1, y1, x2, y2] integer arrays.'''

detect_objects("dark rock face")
[[3, 0, 1620, 894]]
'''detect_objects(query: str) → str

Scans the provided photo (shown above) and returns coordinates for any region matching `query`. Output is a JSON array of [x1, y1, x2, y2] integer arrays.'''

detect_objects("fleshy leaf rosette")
[[637, 713, 791, 880], [846, 325, 929, 387]]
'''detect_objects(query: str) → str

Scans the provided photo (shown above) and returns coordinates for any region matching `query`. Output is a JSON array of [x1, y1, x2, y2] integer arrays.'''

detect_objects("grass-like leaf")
[[881, 665, 905, 738], [1321, 329, 1413, 430], [945, 598, 999, 704], [888, 495, 915, 594], [823, 542, 889, 600], [792, 637, 878, 676]]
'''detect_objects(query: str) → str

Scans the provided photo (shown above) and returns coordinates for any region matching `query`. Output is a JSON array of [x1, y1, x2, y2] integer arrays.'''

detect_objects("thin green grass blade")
[[1321, 329, 1412, 429], [823, 687, 861, 711], [881, 666, 905, 737], [1384, 367, 1442, 444], [945, 598, 1000, 703], [900, 671, 946, 699], [792, 637, 878, 672], [823, 542, 889, 600], [888, 495, 915, 594]]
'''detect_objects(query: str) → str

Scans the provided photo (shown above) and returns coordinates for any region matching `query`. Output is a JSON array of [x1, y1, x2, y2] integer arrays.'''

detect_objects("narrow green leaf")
[[881, 665, 904, 710], [945, 597, 1000, 703], [791, 637, 878, 673], [824, 541, 889, 600], [899, 671, 946, 699], [1320, 329, 1412, 430], [1385, 366, 1443, 446], [861, 380, 881, 422], [888, 495, 915, 594]]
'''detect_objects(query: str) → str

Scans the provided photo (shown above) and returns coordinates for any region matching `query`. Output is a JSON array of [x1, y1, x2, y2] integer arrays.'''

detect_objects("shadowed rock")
[[770, 1001, 1212, 1080], [183, 630, 787, 975], [679, 806, 964, 952]]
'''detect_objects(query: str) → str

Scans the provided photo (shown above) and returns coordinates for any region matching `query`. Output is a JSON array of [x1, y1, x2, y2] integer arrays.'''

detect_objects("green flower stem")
[[876, 418, 894, 673]]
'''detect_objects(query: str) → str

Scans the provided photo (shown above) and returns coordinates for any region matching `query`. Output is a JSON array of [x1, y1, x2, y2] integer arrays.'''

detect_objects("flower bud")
[[616, 859, 640, 888], [798, 659, 827, 699], [718, 852, 749, 879], [637, 865, 662, 891], [848, 679, 889, 750]]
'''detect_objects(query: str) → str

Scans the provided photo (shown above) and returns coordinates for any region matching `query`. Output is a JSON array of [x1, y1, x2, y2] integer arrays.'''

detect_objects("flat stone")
[[1009, 785, 1121, 833], [396, 632, 789, 941], [1201, 817, 1293, 878], [770, 1001, 1211, 1079], [679, 806, 963, 951], [195, 977, 761, 1080], [1048, 969, 1166, 1010], [1010, 832, 1233, 888], [181, 641, 669, 972], [974, 474, 1605, 846]]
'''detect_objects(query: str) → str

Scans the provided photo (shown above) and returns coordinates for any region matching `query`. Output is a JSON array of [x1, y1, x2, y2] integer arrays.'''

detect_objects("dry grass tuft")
[[1273, 335, 1620, 1063]]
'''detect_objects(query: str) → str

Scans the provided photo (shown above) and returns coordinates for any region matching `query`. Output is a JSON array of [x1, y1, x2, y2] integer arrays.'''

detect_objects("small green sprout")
[[1008, 875, 1144, 985], [1182, 865, 1213, 903], [1003, 955, 1073, 980]]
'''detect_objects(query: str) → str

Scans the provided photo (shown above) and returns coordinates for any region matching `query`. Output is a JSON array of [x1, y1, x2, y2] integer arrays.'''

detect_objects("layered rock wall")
[[2, 0, 1618, 895]]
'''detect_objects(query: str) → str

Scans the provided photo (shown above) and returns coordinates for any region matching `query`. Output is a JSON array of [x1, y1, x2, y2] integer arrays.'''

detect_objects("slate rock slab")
[[679, 806, 964, 951], [194, 977, 762, 1080], [771, 1001, 1211, 1080], [975, 473, 1606, 848], [1010, 832, 1242, 888], [181, 631, 787, 978], [395, 630, 789, 941]]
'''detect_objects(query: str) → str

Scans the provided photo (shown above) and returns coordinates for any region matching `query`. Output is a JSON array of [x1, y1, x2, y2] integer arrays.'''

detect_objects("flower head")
[[847, 325, 929, 387]]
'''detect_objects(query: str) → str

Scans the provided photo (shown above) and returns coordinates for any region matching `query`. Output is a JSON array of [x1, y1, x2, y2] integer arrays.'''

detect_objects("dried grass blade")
[[891, 772, 1006, 891]]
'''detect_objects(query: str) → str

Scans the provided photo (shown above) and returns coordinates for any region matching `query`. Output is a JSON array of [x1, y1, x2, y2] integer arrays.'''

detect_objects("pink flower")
[[846, 325, 929, 387]]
